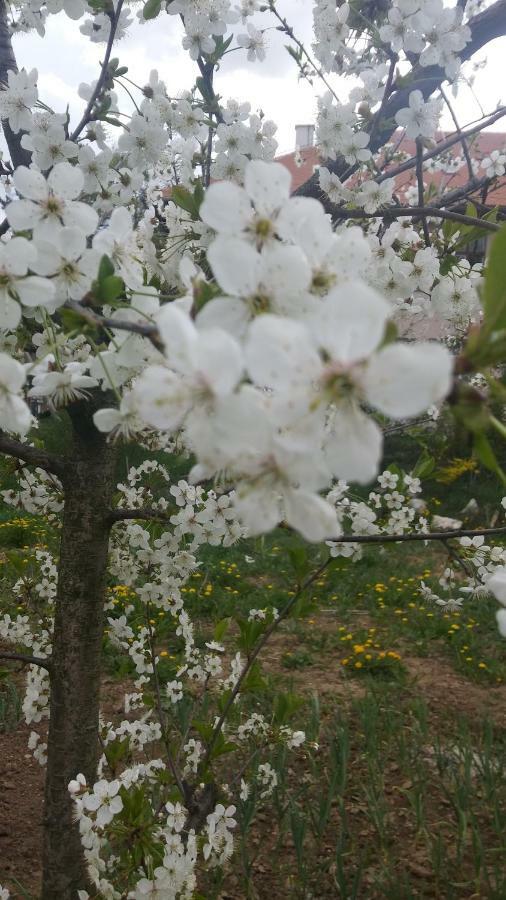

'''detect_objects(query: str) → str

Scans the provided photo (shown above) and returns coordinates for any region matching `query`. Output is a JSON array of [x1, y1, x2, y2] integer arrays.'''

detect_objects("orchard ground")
[[1, 426, 506, 899]]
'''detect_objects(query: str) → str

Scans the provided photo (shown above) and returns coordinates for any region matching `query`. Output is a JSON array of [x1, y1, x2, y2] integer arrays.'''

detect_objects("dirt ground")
[[2, 623, 506, 899]]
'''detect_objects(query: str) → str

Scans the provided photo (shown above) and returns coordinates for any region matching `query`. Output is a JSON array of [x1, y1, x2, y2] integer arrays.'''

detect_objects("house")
[[277, 124, 506, 210]]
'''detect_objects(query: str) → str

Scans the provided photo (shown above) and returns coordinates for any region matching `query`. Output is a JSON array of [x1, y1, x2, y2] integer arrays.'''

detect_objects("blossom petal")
[[233, 481, 281, 535], [244, 160, 291, 216], [48, 161, 84, 200], [324, 406, 382, 483], [207, 237, 260, 297], [7, 199, 43, 232], [362, 342, 453, 419], [200, 182, 251, 234], [260, 243, 311, 304], [196, 296, 250, 339], [156, 305, 196, 375], [93, 408, 122, 433], [133, 365, 191, 431], [310, 282, 390, 363], [283, 488, 340, 542], [488, 567, 506, 605], [186, 386, 271, 473], [63, 201, 99, 236], [245, 314, 320, 389], [13, 166, 47, 201], [16, 276, 56, 308], [191, 328, 243, 396], [0, 295, 21, 330]]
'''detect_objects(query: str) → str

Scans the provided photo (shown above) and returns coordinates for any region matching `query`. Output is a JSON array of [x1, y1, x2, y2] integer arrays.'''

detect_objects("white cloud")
[[7, 3, 506, 160]]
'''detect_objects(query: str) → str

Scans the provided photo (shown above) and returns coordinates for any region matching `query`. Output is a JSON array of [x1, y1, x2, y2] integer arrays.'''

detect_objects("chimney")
[[295, 124, 315, 149]]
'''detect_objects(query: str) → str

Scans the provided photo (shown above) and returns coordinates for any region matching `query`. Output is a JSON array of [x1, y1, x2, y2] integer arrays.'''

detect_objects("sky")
[[10, 0, 506, 156]]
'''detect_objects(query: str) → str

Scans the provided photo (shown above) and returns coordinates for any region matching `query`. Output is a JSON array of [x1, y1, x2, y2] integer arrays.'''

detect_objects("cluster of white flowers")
[[326, 468, 428, 560], [13, 549, 58, 604], [481, 149, 506, 179], [1, 0, 506, 896], [395, 91, 443, 141], [419, 503, 506, 616], [203, 803, 236, 863], [2, 467, 63, 516], [379, 0, 470, 78]]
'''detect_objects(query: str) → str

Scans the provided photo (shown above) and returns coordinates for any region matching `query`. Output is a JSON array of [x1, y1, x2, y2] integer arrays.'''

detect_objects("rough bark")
[[0, 0, 33, 169], [41, 401, 117, 900]]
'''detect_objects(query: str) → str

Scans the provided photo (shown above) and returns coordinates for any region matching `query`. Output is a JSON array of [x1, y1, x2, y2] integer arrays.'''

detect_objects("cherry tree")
[[0, 0, 506, 897]]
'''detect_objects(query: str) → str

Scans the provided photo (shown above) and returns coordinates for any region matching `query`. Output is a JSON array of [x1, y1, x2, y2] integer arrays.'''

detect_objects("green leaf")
[[193, 179, 204, 212], [213, 618, 230, 642], [241, 660, 266, 692], [482, 225, 506, 333], [209, 736, 238, 760], [380, 319, 398, 346], [143, 0, 161, 19], [439, 254, 458, 276], [5, 550, 28, 574], [98, 254, 115, 282], [59, 308, 99, 337], [452, 384, 490, 434], [288, 546, 309, 581], [473, 432, 506, 485], [273, 691, 304, 726], [237, 618, 265, 652], [412, 451, 435, 479], [100, 275, 124, 303], [171, 185, 199, 218]]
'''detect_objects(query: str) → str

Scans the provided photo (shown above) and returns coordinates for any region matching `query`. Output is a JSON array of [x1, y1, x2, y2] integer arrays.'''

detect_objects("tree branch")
[[416, 137, 431, 245], [70, 0, 125, 142], [108, 507, 170, 524], [330, 525, 506, 545], [0, 651, 52, 671], [0, 0, 32, 169], [201, 556, 331, 769], [440, 85, 475, 183], [0, 430, 65, 476], [374, 106, 506, 186], [67, 301, 163, 351], [296, 0, 506, 200], [333, 205, 500, 231]]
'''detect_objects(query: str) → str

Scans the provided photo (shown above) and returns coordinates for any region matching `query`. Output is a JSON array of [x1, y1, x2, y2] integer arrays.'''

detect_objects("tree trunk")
[[0, 0, 33, 169], [41, 402, 116, 899]]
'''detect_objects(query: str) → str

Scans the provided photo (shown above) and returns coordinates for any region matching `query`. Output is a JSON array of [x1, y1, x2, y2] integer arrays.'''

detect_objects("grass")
[[1, 431, 506, 897]]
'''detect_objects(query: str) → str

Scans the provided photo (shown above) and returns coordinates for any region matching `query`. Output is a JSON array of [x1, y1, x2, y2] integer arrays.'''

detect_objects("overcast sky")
[[11, 0, 506, 155]]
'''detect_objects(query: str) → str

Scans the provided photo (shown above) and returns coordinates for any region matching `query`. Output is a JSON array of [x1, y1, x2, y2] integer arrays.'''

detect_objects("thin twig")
[[440, 85, 475, 183], [145, 609, 187, 800], [201, 556, 332, 769], [416, 138, 431, 246], [330, 525, 506, 545], [333, 205, 500, 231], [70, 0, 125, 142], [375, 107, 506, 186], [267, 0, 342, 106], [66, 301, 163, 351]]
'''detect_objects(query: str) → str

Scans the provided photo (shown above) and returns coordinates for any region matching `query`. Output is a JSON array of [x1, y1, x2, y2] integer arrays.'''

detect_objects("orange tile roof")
[[276, 130, 506, 205]]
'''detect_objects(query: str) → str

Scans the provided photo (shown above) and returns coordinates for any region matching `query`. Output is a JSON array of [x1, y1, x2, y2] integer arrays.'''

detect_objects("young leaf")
[[143, 0, 161, 19], [473, 432, 506, 485], [482, 225, 506, 333]]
